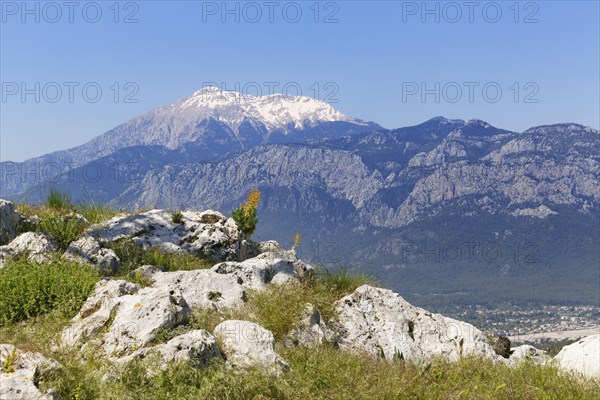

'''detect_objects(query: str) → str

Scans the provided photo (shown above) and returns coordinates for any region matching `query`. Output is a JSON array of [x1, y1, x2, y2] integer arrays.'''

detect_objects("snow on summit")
[[175, 86, 362, 131], [37, 86, 375, 166]]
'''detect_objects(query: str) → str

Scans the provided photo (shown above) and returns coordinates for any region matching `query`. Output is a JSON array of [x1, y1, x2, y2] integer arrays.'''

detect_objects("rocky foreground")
[[0, 199, 598, 399]]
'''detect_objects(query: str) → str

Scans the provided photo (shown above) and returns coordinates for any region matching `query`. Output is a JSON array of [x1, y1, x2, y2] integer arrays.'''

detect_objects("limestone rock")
[[0, 232, 58, 267], [118, 329, 222, 368], [508, 344, 549, 366], [0, 344, 58, 400], [284, 304, 335, 347], [334, 285, 497, 362], [88, 209, 245, 261], [214, 320, 289, 374], [554, 335, 600, 380], [0, 200, 22, 245], [61, 279, 141, 347], [64, 236, 121, 274]]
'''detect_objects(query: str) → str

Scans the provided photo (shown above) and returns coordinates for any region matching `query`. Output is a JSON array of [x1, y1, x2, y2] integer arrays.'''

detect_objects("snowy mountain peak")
[[175, 86, 363, 131]]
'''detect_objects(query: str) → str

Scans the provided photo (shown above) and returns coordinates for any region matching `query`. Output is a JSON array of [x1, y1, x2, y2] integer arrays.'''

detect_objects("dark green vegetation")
[[0, 257, 100, 324]]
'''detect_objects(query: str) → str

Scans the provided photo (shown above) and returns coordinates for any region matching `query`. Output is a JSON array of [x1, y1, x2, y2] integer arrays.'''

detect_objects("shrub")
[[38, 214, 87, 250], [232, 189, 261, 236], [172, 211, 184, 224], [0, 258, 100, 324]]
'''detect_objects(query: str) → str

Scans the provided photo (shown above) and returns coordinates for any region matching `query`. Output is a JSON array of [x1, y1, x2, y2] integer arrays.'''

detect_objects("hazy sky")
[[1, 0, 599, 161]]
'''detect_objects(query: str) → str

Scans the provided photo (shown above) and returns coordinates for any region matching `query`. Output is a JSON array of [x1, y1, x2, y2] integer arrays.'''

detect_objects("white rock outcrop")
[[507, 345, 550, 366], [284, 304, 335, 347], [554, 335, 600, 380], [0, 200, 22, 245], [333, 285, 497, 362], [64, 235, 121, 274], [0, 344, 58, 400], [0, 232, 58, 267], [214, 320, 289, 375], [61, 279, 142, 347], [118, 329, 222, 368], [211, 249, 313, 290], [87, 209, 251, 261]]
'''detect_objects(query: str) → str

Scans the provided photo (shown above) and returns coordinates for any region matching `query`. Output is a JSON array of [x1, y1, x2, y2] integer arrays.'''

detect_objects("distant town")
[[450, 304, 599, 343]]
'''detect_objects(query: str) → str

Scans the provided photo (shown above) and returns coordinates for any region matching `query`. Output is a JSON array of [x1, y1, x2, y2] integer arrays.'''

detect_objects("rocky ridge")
[[1, 200, 598, 398]]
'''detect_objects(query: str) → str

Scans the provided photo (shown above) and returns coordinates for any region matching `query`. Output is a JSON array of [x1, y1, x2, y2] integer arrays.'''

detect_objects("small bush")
[[0, 258, 100, 324], [172, 211, 184, 224], [38, 214, 87, 250], [232, 189, 261, 236]]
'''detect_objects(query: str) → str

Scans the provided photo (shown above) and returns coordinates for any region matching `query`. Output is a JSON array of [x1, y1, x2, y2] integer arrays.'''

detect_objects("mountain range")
[[2, 87, 598, 310]]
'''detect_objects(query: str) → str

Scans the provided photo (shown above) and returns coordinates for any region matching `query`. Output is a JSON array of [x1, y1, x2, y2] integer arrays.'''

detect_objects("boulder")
[[214, 320, 289, 375], [507, 344, 549, 366], [87, 209, 248, 261], [211, 249, 314, 290], [554, 335, 600, 380], [284, 304, 335, 347], [99, 286, 191, 358], [151, 268, 248, 310], [0, 200, 22, 245], [118, 329, 222, 368], [61, 279, 191, 358], [0, 344, 58, 400], [61, 279, 141, 347], [64, 236, 121, 274], [0, 232, 58, 267], [333, 285, 497, 362]]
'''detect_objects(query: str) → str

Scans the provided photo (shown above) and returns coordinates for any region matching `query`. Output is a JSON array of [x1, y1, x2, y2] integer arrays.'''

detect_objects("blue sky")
[[1, 0, 599, 161]]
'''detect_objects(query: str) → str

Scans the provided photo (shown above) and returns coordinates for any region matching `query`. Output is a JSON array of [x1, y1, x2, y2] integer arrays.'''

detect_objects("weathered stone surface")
[[284, 304, 335, 347], [333, 285, 497, 362], [0, 200, 22, 245], [211, 249, 313, 290], [507, 345, 549, 366], [61, 279, 191, 358], [101, 286, 191, 357], [0, 232, 58, 267], [87, 209, 250, 261], [0, 344, 58, 400], [65, 236, 121, 274], [151, 268, 248, 310], [554, 335, 600, 379], [214, 320, 289, 375], [118, 329, 222, 368], [61, 279, 141, 347]]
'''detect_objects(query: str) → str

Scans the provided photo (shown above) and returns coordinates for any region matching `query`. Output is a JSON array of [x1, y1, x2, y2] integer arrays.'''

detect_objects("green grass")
[[44, 188, 74, 212], [105, 240, 213, 278], [77, 203, 123, 225], [221, 269, 373, 341], [31, 346, 600, 400], [0, 257, 100, 324]]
